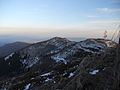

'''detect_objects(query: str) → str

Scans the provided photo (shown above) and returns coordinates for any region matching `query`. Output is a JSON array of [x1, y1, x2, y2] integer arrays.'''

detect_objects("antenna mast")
[[104, 30, 107, 39]]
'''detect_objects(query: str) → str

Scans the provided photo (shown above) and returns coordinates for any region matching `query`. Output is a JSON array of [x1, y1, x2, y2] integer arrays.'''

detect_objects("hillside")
[[0, 37, 119, 90], [0, 42, 30, 58]]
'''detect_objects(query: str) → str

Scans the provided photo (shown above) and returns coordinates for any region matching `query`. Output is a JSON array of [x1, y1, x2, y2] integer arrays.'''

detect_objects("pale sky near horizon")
[[0, 0, 120, 42]]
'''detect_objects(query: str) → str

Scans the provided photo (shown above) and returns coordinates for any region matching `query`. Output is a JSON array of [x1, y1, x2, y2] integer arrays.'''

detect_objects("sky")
[[0, 0, 120, 42]]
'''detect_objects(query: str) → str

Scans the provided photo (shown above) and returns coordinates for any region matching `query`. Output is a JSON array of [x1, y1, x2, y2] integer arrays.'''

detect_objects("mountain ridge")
[[0, 37, 118, 90], [0, 42, 30, 58]]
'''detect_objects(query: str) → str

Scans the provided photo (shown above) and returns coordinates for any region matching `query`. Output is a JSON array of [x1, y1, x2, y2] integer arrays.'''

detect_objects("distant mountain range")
[[0, 37, 119, 90], [0, 42, 30, 58]]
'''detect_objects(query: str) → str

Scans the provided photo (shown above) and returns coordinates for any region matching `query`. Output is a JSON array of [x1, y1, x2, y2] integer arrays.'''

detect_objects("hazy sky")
[[0, 0, 120, 42]]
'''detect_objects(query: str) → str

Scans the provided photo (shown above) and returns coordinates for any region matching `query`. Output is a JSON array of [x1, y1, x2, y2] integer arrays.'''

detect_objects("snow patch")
[[103, 67, 106, 70], [21, 57, 40, 68], [49, 49, 60, 54], [68, 73, 74, 78], [4, 53, 14, 60], [44, 78, 53, 82], [24, 83, 31, 90], [40, 72, 51, 76], [31, 77, 35, 80], [52, 56, 67, 64], [89, 70, 99, 75], [76, 40, 105, 54]]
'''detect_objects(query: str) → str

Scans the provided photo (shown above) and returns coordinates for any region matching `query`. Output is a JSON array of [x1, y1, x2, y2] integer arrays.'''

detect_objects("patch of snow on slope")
[[75, 44, 96, 53], [24, 83, 31, 90], [89, 70, 99, 75], [40, 72, 51, 76], [51, 56, 67, 64], [46, 38, 66, 47], [49, 49, 60, 54], [74, 39, 105, 53], [4, 53, 14, 60], [44, 78, 53, 82], [68, 73, 74, 78], [31, 77, 35, 80], [21, 57, 40, 68], [51, 39, 106, 62], [81, 40, 104, 49], [47, 41, 75, 55]]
